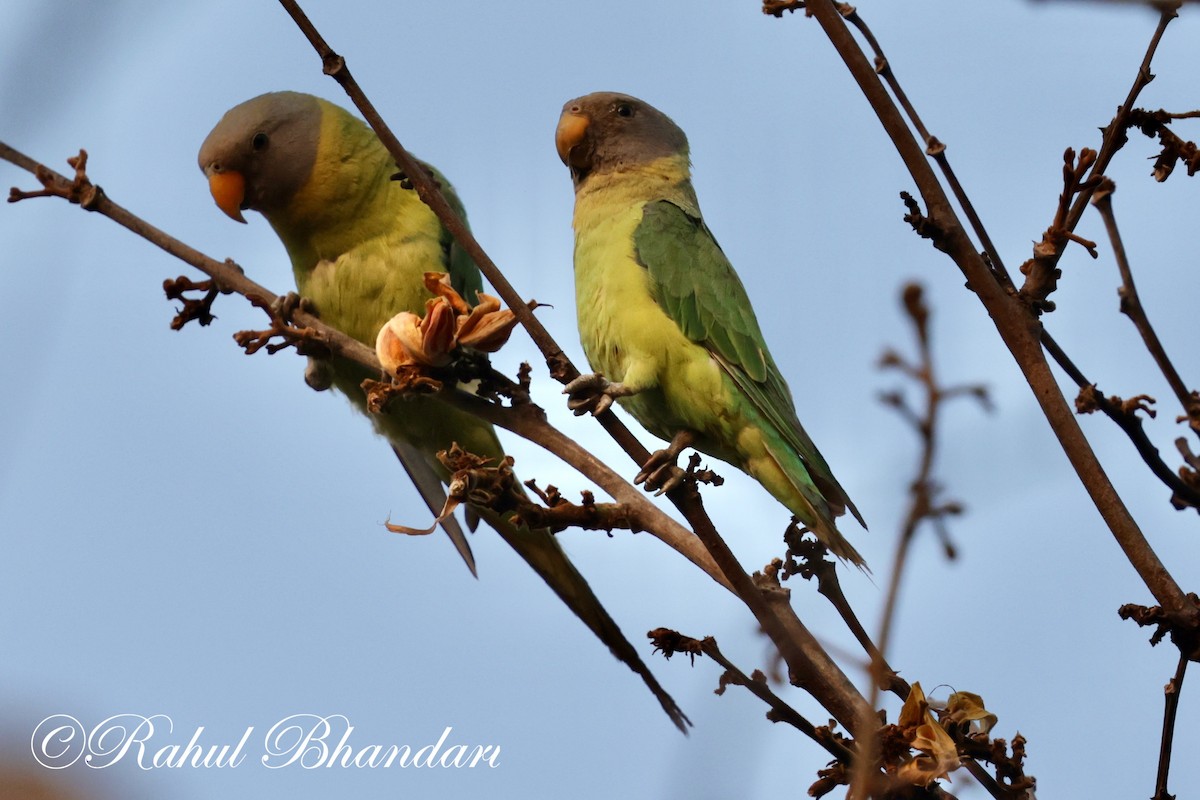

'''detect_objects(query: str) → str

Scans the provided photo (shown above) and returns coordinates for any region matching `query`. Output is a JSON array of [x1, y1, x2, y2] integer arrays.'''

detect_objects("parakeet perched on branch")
[[198, 91, 687, 730], [556, 91, 866, 567]]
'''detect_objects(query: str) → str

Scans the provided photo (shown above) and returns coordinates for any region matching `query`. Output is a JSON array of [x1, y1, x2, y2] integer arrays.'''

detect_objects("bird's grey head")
[[555, 92, 689, 186], [197, 91, 322, 222]]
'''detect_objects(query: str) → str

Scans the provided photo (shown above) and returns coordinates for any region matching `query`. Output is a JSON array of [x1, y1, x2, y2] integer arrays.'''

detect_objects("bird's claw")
[[563, 373, 631, 416], [634, 430, 696, 495], [271, 291, 316, 321], [635, 460, 687, 496], [291, 288, 331, 392]]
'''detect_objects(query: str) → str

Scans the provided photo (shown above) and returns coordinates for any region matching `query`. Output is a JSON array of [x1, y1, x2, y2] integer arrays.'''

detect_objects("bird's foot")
[[276, 296, 332, 392], [635, 430, 696, 495], [563, 372, 634, 416], [270, 291, 316, 322]]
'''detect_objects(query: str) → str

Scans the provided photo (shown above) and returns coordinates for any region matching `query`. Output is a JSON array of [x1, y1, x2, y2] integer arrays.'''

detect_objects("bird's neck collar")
[[573, 153, 692, 200]]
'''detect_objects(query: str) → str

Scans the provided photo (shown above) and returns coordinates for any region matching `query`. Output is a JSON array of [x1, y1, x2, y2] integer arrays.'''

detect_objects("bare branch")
[[648, 628, 855, 763], [781, 533, 908, 698], [850, 283, 989, 797], [1091, 180, 1200, 437], [1041, 335, 1200, 510], [1153, 654, 1189, 800], [793, 0, 1198, 632], [2, 142, 372, 368], [1055, 3, 1182, 241], [840, 6, 1014, 290]]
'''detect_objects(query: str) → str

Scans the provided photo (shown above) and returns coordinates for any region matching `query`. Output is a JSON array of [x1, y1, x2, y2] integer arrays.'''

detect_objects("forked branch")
[[791, 0, 1197, 632]]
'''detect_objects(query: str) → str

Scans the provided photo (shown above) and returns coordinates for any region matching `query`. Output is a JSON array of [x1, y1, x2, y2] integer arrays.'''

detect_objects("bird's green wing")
[[633, 199, 863, 525], [421, 161, 483, 303]]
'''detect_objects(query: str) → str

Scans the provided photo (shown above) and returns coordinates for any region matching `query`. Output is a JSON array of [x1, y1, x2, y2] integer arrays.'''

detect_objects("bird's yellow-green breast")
[[571, 156, 746, 465], [272, 101, 444, 346]]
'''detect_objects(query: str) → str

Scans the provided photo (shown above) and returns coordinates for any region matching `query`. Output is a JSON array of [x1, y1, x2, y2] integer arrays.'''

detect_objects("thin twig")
[[1041, 332, 1200, 509], [782, 537, 908, 698], [2, 143, 363, 362], [649, 628, 856, 764], [1061, 3, 1181, 235], [1091, 180, 1200, 435], [856, 284, 985, 797], [840, 6, 1014, 290], [1152, 653, 1188, 800], [1018, 148, 1102, 312]]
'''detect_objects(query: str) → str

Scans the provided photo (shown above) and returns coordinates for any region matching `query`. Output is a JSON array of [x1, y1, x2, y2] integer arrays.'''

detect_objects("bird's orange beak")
[[555, 111, 589, 167], [207, 169, 247, 223]]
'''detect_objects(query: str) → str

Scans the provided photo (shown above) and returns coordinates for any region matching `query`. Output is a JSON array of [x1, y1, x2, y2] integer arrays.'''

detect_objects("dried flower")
[[375, 272, 530, 373], [944, 690, 998, 737], [896, 682, 961, 786]]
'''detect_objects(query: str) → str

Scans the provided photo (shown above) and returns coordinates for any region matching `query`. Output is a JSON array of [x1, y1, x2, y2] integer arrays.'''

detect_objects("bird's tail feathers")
[[476, 504, 692, 733], [388, 442, 477, 576], [762, 447, 868, 570]]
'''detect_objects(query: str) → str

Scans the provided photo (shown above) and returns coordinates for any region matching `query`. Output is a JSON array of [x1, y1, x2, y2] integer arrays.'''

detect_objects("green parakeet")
[[198, 91, 687, 730], [556, 92, 866, 567]]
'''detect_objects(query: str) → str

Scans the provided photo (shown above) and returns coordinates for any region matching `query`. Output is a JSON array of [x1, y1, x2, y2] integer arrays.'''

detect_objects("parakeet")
[[556, 92, 866, 567], [198, 91, 687, 730]]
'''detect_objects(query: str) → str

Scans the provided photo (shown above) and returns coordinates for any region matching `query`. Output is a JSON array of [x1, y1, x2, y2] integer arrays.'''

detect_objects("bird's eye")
[[252, 132, 269, 151], [615, 103, 634, 118]]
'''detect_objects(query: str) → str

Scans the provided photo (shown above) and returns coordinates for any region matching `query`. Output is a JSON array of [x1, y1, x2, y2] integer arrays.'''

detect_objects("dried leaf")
[[376, 301, 457, 370], [418, 299, 457, 366]]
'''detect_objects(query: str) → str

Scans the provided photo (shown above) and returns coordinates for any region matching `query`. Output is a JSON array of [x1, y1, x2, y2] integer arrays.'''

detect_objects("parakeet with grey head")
[[556, 91, 866, 567], [198, 91, 688, 730]]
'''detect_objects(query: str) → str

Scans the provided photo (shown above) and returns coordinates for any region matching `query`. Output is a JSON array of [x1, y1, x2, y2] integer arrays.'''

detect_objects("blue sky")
[[2, 2, 1198, 798]]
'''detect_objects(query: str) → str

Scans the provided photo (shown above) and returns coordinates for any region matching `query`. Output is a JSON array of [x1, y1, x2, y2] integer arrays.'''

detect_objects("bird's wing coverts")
[[423, 161, 483, 303], [633, 200, 863, 525]]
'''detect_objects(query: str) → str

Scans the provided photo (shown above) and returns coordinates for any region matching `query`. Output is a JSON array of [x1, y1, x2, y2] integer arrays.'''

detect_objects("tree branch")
[[1091, 180, 1200, 437], [796, 0, 1198, 633], [1061, 3, 1181, 235], [649, 628, 855, 764], [1042, 332, 1200, 511], [839, 4, 1014, 290], [1152, 653, 1188, 800]]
